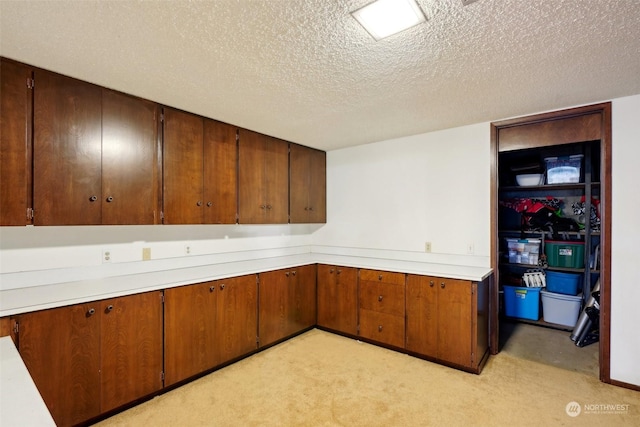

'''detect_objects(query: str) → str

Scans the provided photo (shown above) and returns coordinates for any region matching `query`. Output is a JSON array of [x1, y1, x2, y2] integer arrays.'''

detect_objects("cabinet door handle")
[[209, 285, 215, 292], [285, 272, 290, 277], [196, 201, 202, 207], [207, 201, 212, 207], [378, 295, 383, 302], [87, 308, 95, 316], [260, 205, 266, 210], [441, 282, 446, 289], [378, 275, 383, 281], [329, 268, 334, 274], [106, 196, 114, 203], [292, 271, 296, 276], [378, 325, 383, 332], [304, 207, 308, 211], [106, 304, 114, 312], [308, 207, 313, 211], [266, 204, 272, 210], [336, 269, 341, 275], [430, 280, 435, 287], [220, 284, 225, 290], [89, 195, 97, 202]]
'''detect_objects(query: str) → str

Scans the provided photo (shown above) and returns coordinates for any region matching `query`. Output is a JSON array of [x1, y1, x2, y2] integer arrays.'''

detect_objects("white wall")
[[610, 94, 640, 386], [313, 96, 640, 387], [311, 122, 491, 267]]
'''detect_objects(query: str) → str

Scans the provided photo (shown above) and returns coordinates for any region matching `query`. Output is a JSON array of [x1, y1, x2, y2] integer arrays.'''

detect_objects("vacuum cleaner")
[[570, 278, 600, 347]]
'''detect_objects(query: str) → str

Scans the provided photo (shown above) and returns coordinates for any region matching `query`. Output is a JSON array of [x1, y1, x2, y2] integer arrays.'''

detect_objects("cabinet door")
[[163, 108, 204, 224], [264, 136, 289, 223], [101, 90, 159, 225], [34, 70, 102, 225], [100, 291, 163, 413], [290, 144, 326, 223], [258, 269, 290, 347], [0, 59, 32, 226], [289, 143, 311, 223], [203, 119, 237, 224], [290, 264, 317, 331], [238, 130, 288, 224], [317, 265, 358, 335], [17, 304, 101, 427], [406, 275, 438, 358], [238, 129, 267, 223], [437, 278, 473, 367], [308, 148, 326, 223], [164, 282, 217, 386], [215, 275, 258, 363]]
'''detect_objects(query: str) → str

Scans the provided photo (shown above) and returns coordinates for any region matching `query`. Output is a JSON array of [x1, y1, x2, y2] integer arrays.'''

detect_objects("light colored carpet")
[[95, 329, 639, 427]]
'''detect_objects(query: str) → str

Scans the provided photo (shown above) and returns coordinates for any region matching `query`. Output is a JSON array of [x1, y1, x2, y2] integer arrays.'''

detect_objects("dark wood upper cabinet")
[[290, 144, 326, 223], [203, 119, 238, 224], [0, 58, 32, 226], [163, 110, 238, 224], [101, 89, 160, 225], [33, 70, 102, 225], [238, 129, 289, 224], [162, 107, 205, 224]]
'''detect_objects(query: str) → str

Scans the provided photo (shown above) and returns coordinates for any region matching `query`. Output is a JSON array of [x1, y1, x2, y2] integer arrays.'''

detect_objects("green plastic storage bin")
[[545, 241, 585, 268]]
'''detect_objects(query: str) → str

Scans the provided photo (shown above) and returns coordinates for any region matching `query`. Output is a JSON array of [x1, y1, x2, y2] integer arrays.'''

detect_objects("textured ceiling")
[[1, 0, 640, 151]]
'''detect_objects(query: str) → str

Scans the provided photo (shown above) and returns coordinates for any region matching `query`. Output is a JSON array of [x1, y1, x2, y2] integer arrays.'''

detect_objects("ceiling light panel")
[[352, 0, 427, 41]]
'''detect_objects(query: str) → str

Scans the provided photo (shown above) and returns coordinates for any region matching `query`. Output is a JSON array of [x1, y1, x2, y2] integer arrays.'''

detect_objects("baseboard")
[[609, 379, 640, 392]]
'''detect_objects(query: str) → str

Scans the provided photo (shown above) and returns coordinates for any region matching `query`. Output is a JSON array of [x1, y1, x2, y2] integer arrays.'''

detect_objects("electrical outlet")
[[142, 247, 151, 261], [425, 242, 432, 253], [184, 244, 191, 255], [467, 243, 475, 255], [103, 249, 112, 263]]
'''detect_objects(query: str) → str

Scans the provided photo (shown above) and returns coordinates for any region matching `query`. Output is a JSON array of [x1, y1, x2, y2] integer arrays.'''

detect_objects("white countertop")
[[0, 250, 492, 317], [0, 336, 56, 427]]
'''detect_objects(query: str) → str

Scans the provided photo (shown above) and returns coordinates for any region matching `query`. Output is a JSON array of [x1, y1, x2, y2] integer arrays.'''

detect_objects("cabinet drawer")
[[359, 309, 405, 348], [359, 269, 405, 285], [359, 280, 405, 316]]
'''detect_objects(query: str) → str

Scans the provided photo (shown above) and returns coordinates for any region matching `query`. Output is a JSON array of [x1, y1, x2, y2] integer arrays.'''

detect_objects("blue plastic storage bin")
[[503, 285, 541, 320], [546, 271, 582, 296]]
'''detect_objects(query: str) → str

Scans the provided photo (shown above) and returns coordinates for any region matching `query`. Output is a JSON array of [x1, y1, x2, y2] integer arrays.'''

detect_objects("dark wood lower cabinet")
[[14, 291, 163, 427], [406, 275, 489, 371], [258, 265, 316, 347], [316, 264, 358, 335], [9, 266, 489, 426], [358, 269, 406, 348], [16, 303, 101, 427], [164, 275, 258, 387]]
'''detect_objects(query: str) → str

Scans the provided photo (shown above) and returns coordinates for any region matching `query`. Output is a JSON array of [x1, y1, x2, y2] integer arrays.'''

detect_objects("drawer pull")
[[330, 268, 334, 273], [378, 295, 383, 302], [210, 285, 215, 292], [430, 280, 434, 287], [220, 284, 225, 290], [378, 275, 383, 281], [337, 269, 341, 275], [106, 304, 114, 312], [87, 308, 95, 316], [285, 272, 290, 277], [441, 282, 446, 289], [207, 201, 212, 207], [378, 325, 383, 332]]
